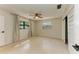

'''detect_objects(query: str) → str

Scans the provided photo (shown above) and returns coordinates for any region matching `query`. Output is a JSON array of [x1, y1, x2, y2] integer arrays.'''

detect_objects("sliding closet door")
[[0, 15, 5, 46], [5, 13, 16, 44], [0, 9, 17, 46]]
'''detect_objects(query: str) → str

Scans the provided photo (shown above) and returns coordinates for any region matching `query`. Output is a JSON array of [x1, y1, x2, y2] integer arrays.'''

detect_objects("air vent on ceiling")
[[57, 4, 62, 9]]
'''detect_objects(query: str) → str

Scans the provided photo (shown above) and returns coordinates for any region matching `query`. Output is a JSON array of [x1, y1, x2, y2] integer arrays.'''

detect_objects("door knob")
[[1, 31, 5, 33]]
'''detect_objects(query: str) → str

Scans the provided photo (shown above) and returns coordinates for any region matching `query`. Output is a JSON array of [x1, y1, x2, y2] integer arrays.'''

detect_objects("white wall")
[[0, 9, 16, 45], [31, 20, 37, 36], [68, 5, 79, 54], [34, 18, 62, 39], [68, 7, 75, 53], [74, 5, 79, 45], [13, 16, 19, 42], [72, 5, 79, 53], [62, 19, 65, 41]]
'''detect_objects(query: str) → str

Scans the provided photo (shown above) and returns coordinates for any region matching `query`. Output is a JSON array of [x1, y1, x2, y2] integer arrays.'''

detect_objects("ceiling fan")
[[29, 12, 43, 19]]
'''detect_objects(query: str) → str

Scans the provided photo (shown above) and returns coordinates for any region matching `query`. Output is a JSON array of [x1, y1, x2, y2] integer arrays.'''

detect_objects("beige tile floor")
[[0, 37, 69, 54]]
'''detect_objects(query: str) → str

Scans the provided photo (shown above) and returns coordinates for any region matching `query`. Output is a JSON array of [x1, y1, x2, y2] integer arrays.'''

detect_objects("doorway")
[[65, 16, 68, 44]]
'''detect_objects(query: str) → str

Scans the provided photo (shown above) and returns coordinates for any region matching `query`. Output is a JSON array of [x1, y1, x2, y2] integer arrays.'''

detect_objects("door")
[[0, 15, 5, 46], [19, 20, 30, 40], [18, 16, 30, 40]]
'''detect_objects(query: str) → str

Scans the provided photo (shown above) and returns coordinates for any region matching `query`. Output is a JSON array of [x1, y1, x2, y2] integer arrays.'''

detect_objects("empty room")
[[0, 4, 79, 54]]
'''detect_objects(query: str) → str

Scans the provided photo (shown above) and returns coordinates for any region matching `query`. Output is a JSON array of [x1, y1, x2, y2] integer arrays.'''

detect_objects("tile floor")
[[0, 37, 69, 54]]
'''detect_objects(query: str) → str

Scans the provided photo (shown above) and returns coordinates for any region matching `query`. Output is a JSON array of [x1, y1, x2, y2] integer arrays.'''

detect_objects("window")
[[42, 20, 52, 30], [20, 21, 29, 29]]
